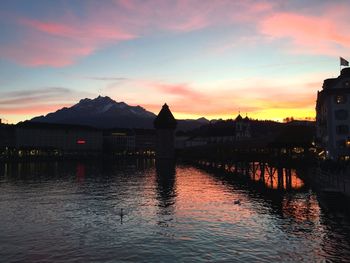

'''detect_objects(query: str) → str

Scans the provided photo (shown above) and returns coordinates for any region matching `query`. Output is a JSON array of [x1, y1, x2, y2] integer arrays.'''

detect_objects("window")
[[335, 109, 348, 120], [336, 125, 349, 134], [337, 140, 345, 148], [346, 139, 350, 148], [335, 95, 347, 104]]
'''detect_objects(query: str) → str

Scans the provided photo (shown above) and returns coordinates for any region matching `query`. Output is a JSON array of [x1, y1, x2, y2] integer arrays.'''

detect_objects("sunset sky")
[[1, 0, 350, 124]]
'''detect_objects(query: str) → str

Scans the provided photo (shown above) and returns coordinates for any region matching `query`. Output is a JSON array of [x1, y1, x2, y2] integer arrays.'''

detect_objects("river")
[[0, 159, 350, 262]]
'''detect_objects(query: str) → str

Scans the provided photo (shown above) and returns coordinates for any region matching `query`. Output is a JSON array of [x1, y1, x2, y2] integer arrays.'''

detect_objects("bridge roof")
[[154, 103, 177, 129]]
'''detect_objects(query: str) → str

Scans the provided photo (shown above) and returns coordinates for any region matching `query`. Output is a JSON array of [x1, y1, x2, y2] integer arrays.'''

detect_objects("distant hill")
[[31, 96, 209, 130]]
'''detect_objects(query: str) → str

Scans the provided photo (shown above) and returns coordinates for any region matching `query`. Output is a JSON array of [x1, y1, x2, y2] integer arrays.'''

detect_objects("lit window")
[[346, 140, 350, 148], [335, 109, 348, 120], [335, 95, 347, 104]]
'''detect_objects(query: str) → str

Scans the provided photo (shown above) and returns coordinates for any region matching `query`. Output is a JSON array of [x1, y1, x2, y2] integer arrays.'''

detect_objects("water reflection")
[[76, 163, 86, 183], [155, 160, 176, 227], [0, 160, 350, 262], [198, 161, 305, 190], [156, 160, 176, 209]]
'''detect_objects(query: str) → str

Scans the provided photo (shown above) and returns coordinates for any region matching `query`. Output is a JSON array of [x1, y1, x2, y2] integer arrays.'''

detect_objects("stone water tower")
[[154, 103, 177, 159]]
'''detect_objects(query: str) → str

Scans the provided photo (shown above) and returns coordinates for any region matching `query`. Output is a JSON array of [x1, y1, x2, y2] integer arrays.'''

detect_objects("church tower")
[[154, 103, 177, 159]]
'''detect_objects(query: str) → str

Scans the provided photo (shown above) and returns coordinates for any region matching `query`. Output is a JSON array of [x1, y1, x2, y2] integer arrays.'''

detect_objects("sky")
[[1, 0, 350, 124]]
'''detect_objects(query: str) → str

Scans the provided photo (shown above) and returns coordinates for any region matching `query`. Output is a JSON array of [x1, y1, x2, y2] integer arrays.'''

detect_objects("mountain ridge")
[[31, 96, 209, 131]]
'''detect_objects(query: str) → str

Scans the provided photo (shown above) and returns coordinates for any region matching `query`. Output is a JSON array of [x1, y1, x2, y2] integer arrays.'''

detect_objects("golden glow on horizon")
[[173, 108, 315, 122], [3, 106, 316, 124]]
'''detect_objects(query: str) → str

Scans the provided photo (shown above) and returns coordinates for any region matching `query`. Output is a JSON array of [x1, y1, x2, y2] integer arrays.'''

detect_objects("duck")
[[119, 208, 124, 224], [119, 208, 124, 217], [234, 199, 241, 205]]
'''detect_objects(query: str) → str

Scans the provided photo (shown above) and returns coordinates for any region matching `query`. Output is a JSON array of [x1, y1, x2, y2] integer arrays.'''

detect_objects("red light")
[[77, 140, 86, 144]]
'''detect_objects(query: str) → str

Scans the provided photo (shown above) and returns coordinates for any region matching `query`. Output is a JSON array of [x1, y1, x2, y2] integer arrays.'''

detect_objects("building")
[[14, 122, 103, 156], [154, 103, 177, 159], [235, 114, 251, 140], [316, 68, 350, 159], [103, 128, 136, 154], [133, 129, 156, 155], [0, 124, 15, 157]]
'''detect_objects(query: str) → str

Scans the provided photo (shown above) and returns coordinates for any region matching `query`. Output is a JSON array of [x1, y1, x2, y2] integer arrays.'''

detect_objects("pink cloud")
[[1, 5, 137, 67], [1, 37, 94, 67], [20, 18, 136, 41], [116, 0, 274, 31], [259, 9, 350, 55], [154, 83, 210, 102], [0, 0, 275, 67], [1, 15, 137, 67]]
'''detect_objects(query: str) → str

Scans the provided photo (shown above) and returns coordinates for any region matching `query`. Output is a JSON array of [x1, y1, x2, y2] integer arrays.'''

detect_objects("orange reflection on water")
[[282, 194, 321, 223], [249, 163, 304, 190], [174, 166, 257, 224]]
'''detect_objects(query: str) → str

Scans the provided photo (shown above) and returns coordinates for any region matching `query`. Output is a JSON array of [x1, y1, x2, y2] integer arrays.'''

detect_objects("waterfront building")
[[316, 68, 350, 159], [183, 136, 207, 148], [103, 128, 136, 154], [0, 124, 15, 157], [175, 135, 191, 149], [235, 114, 251, 140], [14, 122, 103, 156], [154, 104, 177, 159], [133, 129, 156, 155]]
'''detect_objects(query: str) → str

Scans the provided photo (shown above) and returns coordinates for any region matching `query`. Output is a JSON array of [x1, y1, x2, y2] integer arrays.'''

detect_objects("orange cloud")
[[0, 104, 72, 115], [0, 87, 93, 123], [108, 77, 317, 121]]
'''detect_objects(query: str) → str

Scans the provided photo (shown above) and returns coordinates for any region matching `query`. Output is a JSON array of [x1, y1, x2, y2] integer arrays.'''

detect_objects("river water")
[[0, 159, 350, 262]]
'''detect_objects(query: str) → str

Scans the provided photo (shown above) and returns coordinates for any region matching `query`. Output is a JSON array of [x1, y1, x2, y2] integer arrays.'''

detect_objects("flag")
[[340, 57, 349, 66]]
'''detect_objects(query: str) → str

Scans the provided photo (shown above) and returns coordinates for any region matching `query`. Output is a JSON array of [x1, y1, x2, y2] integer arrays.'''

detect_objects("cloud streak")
[[0, 87, 94, 122], [105, 77, 318, 120], [259, 5, 350, 56], [85, 76, 129, 81], [0, 87, 71, 104], [0, 0, 274, 67], [1, 1, 350, 66]]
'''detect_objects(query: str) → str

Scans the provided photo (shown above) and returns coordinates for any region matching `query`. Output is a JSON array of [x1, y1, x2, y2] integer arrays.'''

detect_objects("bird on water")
[[234, 200, 241, 205]]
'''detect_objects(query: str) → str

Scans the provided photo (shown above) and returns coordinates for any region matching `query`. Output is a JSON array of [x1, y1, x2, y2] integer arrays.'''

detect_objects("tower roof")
[[154, 103, 177, 129], [235, 114, 243, 121]]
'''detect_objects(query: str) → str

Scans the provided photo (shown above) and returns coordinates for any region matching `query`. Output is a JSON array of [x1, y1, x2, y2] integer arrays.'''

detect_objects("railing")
[[315, 166, 350, 197]]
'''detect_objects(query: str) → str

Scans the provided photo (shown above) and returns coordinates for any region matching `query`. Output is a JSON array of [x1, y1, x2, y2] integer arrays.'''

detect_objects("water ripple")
[[0, 161, 350, 262]]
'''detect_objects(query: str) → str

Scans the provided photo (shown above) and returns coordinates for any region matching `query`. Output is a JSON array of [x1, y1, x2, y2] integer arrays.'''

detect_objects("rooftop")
[[154, 104, 177, 129]]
